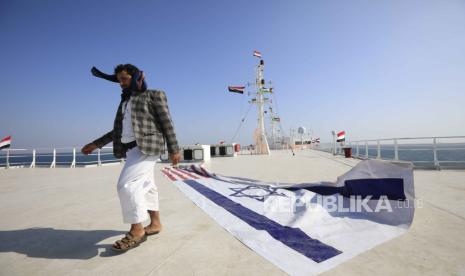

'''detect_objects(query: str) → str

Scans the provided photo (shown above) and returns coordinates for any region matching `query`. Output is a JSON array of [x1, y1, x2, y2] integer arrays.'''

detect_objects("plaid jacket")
[[93, 89, 179, 158]]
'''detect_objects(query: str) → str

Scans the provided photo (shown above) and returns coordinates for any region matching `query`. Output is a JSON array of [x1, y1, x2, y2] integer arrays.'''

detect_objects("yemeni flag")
[[253, 50, 262, 58], [0, 136, 11, 150], [336, 131, 345, 142], [313, 138, 320, 143], [228, 86, 245, 94]]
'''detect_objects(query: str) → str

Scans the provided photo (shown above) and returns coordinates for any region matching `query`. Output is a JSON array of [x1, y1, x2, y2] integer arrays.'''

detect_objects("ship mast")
[[254, 59, 270, 155], [228, 51, 274, 155]]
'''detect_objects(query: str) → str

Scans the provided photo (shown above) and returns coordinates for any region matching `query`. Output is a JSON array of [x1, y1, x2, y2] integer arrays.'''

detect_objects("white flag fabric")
[[162, 160, 415, 275]]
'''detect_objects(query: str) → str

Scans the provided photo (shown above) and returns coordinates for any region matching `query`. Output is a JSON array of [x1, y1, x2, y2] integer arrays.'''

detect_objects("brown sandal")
[[145, 225, 162, 236], [111, 232, 147, 252], [145, 230, 160, 236]]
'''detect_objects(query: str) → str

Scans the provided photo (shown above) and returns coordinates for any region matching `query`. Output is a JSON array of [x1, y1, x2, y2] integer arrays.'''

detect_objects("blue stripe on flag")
[[183, 179, 342, 263], [286, 178, 406, 200], [345, 178, 405, 200]]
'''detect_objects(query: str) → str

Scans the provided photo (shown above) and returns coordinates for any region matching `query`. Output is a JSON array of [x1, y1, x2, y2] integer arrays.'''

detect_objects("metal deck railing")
[[314, 136, 465, 170], [0, 147, 122, 168]]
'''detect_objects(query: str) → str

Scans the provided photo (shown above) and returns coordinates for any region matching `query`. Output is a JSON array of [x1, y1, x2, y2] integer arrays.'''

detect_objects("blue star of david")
[[229, 185, 287, 202]]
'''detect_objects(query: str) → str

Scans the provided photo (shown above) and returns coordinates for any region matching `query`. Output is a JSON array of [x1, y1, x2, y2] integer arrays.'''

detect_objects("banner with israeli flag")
[[162, 160, 415, 275]]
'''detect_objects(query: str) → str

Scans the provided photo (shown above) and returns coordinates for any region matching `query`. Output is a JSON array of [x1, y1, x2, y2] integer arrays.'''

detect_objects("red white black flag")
[[336, 131, 345, 142], [0, 136, 11, 150], [253, 50, 262, 58], [228, 86, 245, 94]]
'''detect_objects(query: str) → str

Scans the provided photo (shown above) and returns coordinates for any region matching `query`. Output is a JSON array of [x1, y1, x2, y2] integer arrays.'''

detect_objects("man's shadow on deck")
[[0, 228, 126, 259]]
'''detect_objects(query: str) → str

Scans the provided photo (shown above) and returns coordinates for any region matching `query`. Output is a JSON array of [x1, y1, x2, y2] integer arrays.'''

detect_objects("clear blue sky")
[[1, 0, 464, 148]]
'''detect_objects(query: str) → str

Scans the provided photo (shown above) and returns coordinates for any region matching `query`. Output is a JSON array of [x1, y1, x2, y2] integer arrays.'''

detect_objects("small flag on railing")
[[253, 50, 262, 58], [337, 131, 345, 142], [228, 86, 245, 94], [313, 137, 320, 143], [272, 117, 281, 122], [0, 136, 11, 150]]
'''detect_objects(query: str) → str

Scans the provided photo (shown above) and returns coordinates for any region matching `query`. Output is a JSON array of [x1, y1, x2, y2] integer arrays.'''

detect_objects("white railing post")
[[394, 139, 399, 161], [356, 142, 359, 157], [6, 149, 10, 169], [71, 148, 76, 168], [433, 138, 440, 170], [377, 140, 381, 159], [332, 131, 336, 155], [50, 149, 56, 168], [365, 141, 369, 159], [30, 149, 36, 168], [98, 149, 101, 166]]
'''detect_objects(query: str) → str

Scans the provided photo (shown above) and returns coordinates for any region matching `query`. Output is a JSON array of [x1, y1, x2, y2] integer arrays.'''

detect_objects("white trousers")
[[117, 146, 158, 224]]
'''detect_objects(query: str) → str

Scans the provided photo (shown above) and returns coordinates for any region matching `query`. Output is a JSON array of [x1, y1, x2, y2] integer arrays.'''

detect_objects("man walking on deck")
[[81, 64, 180, 252]]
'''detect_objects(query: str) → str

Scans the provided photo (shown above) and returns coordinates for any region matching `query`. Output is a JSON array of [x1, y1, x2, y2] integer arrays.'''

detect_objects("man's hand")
[[81, 143, 98, 155], [170, 152, 181, 166]]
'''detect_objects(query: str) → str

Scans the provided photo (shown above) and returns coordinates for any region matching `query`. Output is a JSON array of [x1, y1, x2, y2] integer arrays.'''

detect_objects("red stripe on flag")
[[1, 136, 11, 143], [166, 168, 189, 180], [162, 168, 178, 181], [172, 167, 201, 179]]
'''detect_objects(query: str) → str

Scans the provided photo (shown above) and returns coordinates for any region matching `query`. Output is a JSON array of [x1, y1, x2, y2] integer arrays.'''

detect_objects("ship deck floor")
[[0, 149, 464, 275]]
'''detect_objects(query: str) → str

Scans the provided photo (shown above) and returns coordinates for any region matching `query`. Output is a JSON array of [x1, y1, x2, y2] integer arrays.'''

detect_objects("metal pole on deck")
[[331, 131, 336, 155], [30, 149, 36, 168], [433, 138, 440, 170], [365, 141, 369, 159], [50, 149, 56, 168], [6, 149, 10, 169], [71, 148, 76, 168]]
